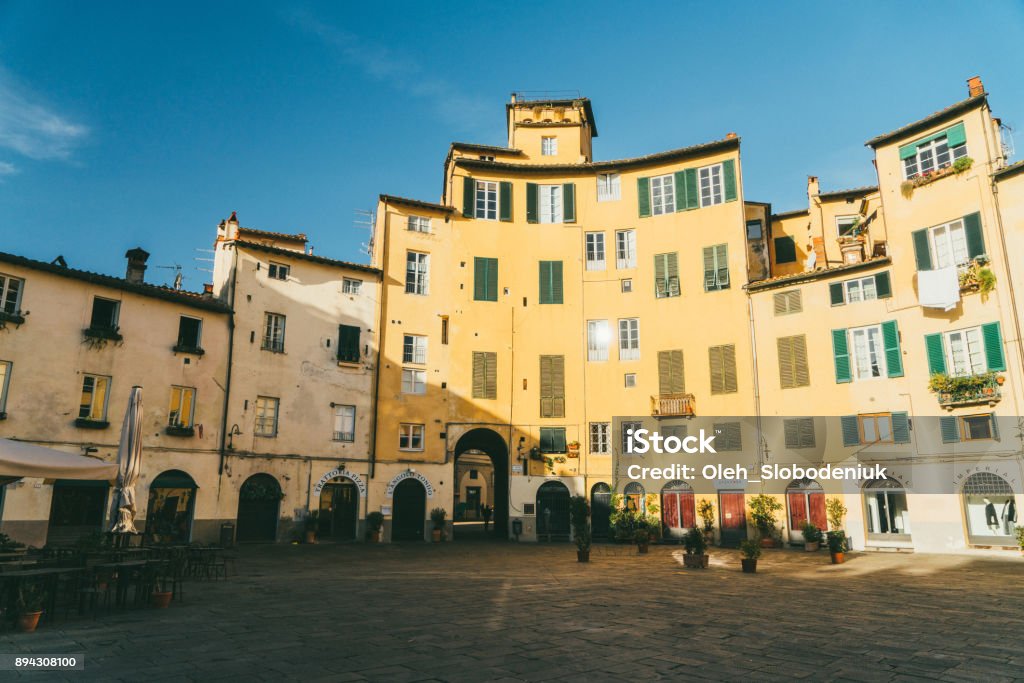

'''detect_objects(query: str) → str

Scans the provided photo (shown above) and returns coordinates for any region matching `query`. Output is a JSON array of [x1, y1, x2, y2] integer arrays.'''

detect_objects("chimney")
[[725, 132, 737, 140], [807, 175, 820, 199], [203, 283, 214, 297], [124, 247, 150, 284], [967, 76, 984, 98]]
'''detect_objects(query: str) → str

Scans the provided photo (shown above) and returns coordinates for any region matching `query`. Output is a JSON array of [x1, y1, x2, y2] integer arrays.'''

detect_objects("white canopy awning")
[[0, 438, 118, 482]]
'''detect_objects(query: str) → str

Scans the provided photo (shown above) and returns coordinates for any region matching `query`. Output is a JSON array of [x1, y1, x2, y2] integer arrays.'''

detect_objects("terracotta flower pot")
[[831, 552, 845, 565], [805, 542, 819, 552], [577, 550, 590, 563], [741, 559, 757, 573], [637, 543, 649, 554], [369, 531, 381, 543], [432, 529, 442, 543], [151, 591, 172, 609], [759, 537, 775, 549], [17, 611, 43, 633]]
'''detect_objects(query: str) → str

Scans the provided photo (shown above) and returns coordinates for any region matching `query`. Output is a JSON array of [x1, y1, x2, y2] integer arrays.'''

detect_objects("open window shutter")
[[654, 254, 667, 297], [722, 159, 737, 202], [539, 356, 553, 417], [716, 244, 729, 288], [674, 171, 687, 212], [946, 122, 967, 147], [940, 416, 960, 444], [684, 169, 698, 210], [667, 252, 680, 296], [963, 212, 985, 258], [882, 320, 904, 378], [551, 355, 565, 417], [462, 177, 475, 217], [875, 272, 892, 299], [499, 182, 512, 222], [841, 415, 859, 446], [829, 282, 845, 306], [912, 229, 932, 271], [526, 183, 538, 223], [924, 333, 946, 375], [982, 322, 1006, 371], [472, 352, 486, 398], [892, 412, 910, 444], [702, 247, 716, 291], [562, 183, 575, 223], [637, 177, 651, 218], [832, 329, 851, 383], [473, 258, 487, 301]]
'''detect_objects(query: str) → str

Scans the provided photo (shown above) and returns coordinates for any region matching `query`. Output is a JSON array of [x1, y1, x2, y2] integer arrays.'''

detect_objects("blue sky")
[[2, 1, 1023, 289]]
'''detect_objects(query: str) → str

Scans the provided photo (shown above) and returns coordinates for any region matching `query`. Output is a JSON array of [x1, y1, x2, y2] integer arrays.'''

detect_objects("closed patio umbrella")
[[0, 439, 118, 481], [110, 386, 144, 537]]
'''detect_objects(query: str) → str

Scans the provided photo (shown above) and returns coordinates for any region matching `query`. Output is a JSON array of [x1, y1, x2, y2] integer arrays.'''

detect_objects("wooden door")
[[718, 492, 747, 547]]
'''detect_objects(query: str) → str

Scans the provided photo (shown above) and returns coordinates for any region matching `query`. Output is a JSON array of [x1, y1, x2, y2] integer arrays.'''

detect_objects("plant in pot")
[[697, 499, 716, 546], [748, 494, 783, 548], [682, 527, 709, 568], [827, 530, 847, 564], [1016, 527, 1024, 555], [152, 567, 173, 609], [430, 507, 447, 542], [634, 526, 652, 554], [569, 495, 591, 562], [16, 581, 46, 632], [739, 538, 761, 574], [304, 510, 319, 544], [801, 521, 823, 552], [366, 511, 384, 543]]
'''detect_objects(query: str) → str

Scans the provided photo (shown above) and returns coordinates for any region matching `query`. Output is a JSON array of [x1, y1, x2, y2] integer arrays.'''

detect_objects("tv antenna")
[[154, 264, 184, 290], [354, 209, 375, 256]]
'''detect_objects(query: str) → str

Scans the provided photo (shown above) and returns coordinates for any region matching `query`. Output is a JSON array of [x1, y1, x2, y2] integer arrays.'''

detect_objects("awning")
[[0, 438, 118, 481]]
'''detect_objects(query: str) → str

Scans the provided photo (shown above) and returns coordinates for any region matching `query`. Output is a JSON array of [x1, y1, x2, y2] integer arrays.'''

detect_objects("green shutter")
[[912, 229, 932, 271], [551, 261, 563, 304], [982, 322, 1006, 371], [462, 177, 475, 217], [684, 169, 698, 210], [882, 320, 904, 378], [963, 212, 985, 258], [892, 412, 910, 444], [473, 257, 497, 302], [898, 142, 917, 160], [875, 271, 892, 299], [702, 247, 716, 291], [774, 236, 796, 264], [832, 329, 851, 383], [337, 324, 360, 363], [841, 416, 859, 446], [940, 416, 960, 444], [991, 412, 1000, 441], [562, 183, 575, 223], [637, 177, 651, 218], [499, 182, 512, 222], [829, 282, 845, 306], [539, 261, 563, 304], [553, 428, 567, 453], [666, 252, 679, 296], [722, 159, 737, 202], [946, 122, 967, 147], [901, 123, 966, 160], [526, 183, 538, 223], [540, 427, 554, 451], [654, 253, 667, 297], [488, 258, 498, 301], [674, 171, 687, 213], [924, 333, 947, 375]]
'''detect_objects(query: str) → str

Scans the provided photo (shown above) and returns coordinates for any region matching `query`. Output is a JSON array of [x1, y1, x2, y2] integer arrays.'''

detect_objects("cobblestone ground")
[[2, 542, 1023, 681]]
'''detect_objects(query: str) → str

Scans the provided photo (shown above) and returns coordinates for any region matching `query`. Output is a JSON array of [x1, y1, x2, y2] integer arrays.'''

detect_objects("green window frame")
[[539, 261, 564, 304], [473, 257, 499, 302]]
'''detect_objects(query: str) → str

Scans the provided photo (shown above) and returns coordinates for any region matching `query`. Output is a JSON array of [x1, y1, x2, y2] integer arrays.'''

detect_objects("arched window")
[[962, 472, 1017, 545], [624, 482, 645, 513], [661, 480, 695, 538], [146, 470, 197, 545], [785, 478, 826, 531], [863, 476, 911, 540]]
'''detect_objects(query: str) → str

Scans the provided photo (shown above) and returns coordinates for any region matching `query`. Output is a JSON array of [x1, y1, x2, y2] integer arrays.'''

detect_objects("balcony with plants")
[[900, 157, 973, 198], [651, 392, 696, 417], [958, 255, 996, 296], [928, 371, 1003, 410]]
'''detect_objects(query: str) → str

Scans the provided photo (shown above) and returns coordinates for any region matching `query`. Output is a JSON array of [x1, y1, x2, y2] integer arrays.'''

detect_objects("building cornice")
[[378, 194, 454, 214], [231, 240, 381, 277], [745, 257, 891, 293], [865, 94, 986, 149]]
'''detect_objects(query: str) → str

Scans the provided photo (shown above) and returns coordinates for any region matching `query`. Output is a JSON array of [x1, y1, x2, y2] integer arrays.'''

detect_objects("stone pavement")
[[2, 542, 1023, 681]]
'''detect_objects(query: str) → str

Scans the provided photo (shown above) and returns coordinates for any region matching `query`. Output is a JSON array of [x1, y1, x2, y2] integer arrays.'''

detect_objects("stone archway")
[[236, 473, 282, 542], [453, 428, 509, 539]]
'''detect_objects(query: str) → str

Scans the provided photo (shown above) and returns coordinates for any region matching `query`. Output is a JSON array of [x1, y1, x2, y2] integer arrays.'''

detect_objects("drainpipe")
[[746, 294, 764, 479], [369, 202, 389, 481], [217, 244, 239, 478]]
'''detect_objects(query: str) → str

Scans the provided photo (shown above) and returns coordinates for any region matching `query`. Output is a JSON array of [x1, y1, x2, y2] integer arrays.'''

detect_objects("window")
[[539, 261, 563, 304], [176, 316, 202, 350], [615, 230, 636, 269], [859, 413, 893, 444], [961, 414, 995, 441], [0, 360, 10, 415], [540, 427, 566, 453], [654, 252, 680, 298], [650, 174, 675, 215], [585, 232, 606, 271], [441, 316, 449, 345], [657, 350, 685, 394], [401, 368, 426, 395], [773, 290, 802, 315], [405, 251, 429, 294], [472, 351, 497, 399], [624, 482, 645, 513], [262, 313, 286, 352], [960, 471, 1015, 544], [541, 137, 557, 156], [709, 344, 738, 394], [746, 220, 763, 239], [337, 324, 361, 363], [783, 417, 815, 448], [90, 297, 120, 331], [698, 164, 723, 207], [841, 412, 909, 446], [702, 244, 729, 291], [621, 421, 642, 453], [473, 257, 498, 302], [777, 335, 810, 389], [902, 126, 967, 179], [539, 355, 565, 418], [597, 173, 621, 201], [713, 422, 742, 451], [167, 386, 196, 428], [624, 373, 637, 388], [864, 479, 911, 538], [403, 334, 427, 364], [621, 279, 633, 293], [587, 320, 610, 361], [79, 375, 110, 422], [846, 276, 878, 303], [945, 327, 986, 377], [618, 318, 640, 361], [342, 278, 362, 294], [589, 422, 610, 454], [850, 325, 886, 380], [268, 262, 289, 280], [333, 404, 356, 442], [399, 423, 425, 450], [831, 273, 892, 306], [254, 396, 279, 437], [836, 215, 859, 237], [0, 273, 24, 316], [407, 215, 431, 233], [475, 181, 498, 220], [774, 236, 797, 264], [928, 218, 970, 270], [539, 185, 563, 224]]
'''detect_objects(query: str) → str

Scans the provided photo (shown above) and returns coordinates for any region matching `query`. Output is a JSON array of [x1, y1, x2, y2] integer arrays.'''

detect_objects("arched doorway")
[[392, 478, 426, 541], [863, 477, 911, 543], [661, 480, 695, 542], [718, 490, 747, 548], [536, 481, 570, 541], [318, 477, 359, 541], [591, 483, 612, 541], [145, 470, 197, 545], [786, 478, 826, 543], [961, 472, 1017, 546], [452, 428, 509, 539], [47, 480, 110, 547], [236, 474, 281, 542], [624, 481, 645, 513]]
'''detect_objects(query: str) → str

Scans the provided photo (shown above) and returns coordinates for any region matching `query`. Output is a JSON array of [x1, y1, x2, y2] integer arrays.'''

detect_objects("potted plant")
[[739, 539, 761, 573], [634, 526, 652, 554], [827, 530, 847, 564], [1016, 527, 1024, 555], [682, 527, 709, 568], [151, 568, 173, 609], [366, 511, 384, 543], [697, 500, 716, 546], [569, 495, 591, 562], [304, 510, 319, 544], [801, 521, 823, 552], [16, 582, 46, 632], [748, 494, 783, 547], [826, 497, 847, 532], [430, 507, 447, 542]]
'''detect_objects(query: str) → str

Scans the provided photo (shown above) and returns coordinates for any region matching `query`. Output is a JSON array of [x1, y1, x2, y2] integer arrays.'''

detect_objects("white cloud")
[[0, 161, 17, 176], [0, 67, 89, 161]]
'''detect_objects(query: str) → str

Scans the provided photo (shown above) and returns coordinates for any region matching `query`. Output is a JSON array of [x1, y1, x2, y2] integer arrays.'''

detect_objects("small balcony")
[[651, 392, 696, 417], [83, 326, 122, 342], [930, 372, 1003, 410]]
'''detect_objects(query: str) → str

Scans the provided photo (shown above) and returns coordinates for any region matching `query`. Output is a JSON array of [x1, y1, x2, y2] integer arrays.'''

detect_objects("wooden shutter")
[[473, 257, 486, 301], [657, 350, 685, 394], [788, 492, 808, 528], [709, 346, 724, 394], [673, 171, 687, 212], [637, 177, 651, 218], [912, 229, 932, 271], [499, 182, 512, 222], [710, 344, 737, 394], [963, 212, 985, 258], [715, 244, 729, 289], [526, 183, 538, 223], [722, 159, 737, 202], [891, 412, 910, 444], [840, 415, 859, 446], [539, 261, 562, 304], [337, 324, 360, 363], [784, 418, 813, 448], [684, 169, 698, 210], [940, 416, 960, 443], [829, 282, 845, 306], [832, 329, 851, 383], [539, 355, 564, 418], [702, 247, 716, 291], [462, 177, 475, 217], [723, 344, 738, 393], [666, 252, 679, 295], [982, 322, 1006, 371], [875, 271, 892, 298], [924, 333, 946, 375], [947, 122, 967, 147], [472, 351, 497, 399], [562, 183, 575, 223], [882, 320, 904, 378], [778, 335, 809, 389], [774, 290, 802, 315], [540, 428, 554, 451]]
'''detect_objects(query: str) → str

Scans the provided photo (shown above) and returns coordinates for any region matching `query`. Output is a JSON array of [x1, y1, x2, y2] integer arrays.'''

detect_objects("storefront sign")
[[511, 464, 523, 474], [313, 468, 367, 497], [385, 471, 435, 498]]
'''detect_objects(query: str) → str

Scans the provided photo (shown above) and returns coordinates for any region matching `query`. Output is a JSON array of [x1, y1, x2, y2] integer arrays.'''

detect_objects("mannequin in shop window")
[[984, 498, 999, 532], [1002, 498, 1017, 535]]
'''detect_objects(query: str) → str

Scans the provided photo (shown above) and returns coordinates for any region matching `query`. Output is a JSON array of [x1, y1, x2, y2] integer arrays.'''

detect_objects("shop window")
[[864, 478, 911, 540], [624, 482, 645, 513], [962, 472, 1017, 545]]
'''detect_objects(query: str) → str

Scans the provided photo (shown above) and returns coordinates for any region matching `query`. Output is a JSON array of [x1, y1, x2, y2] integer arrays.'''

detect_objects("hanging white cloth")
[[917, 266, 960, 311]]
